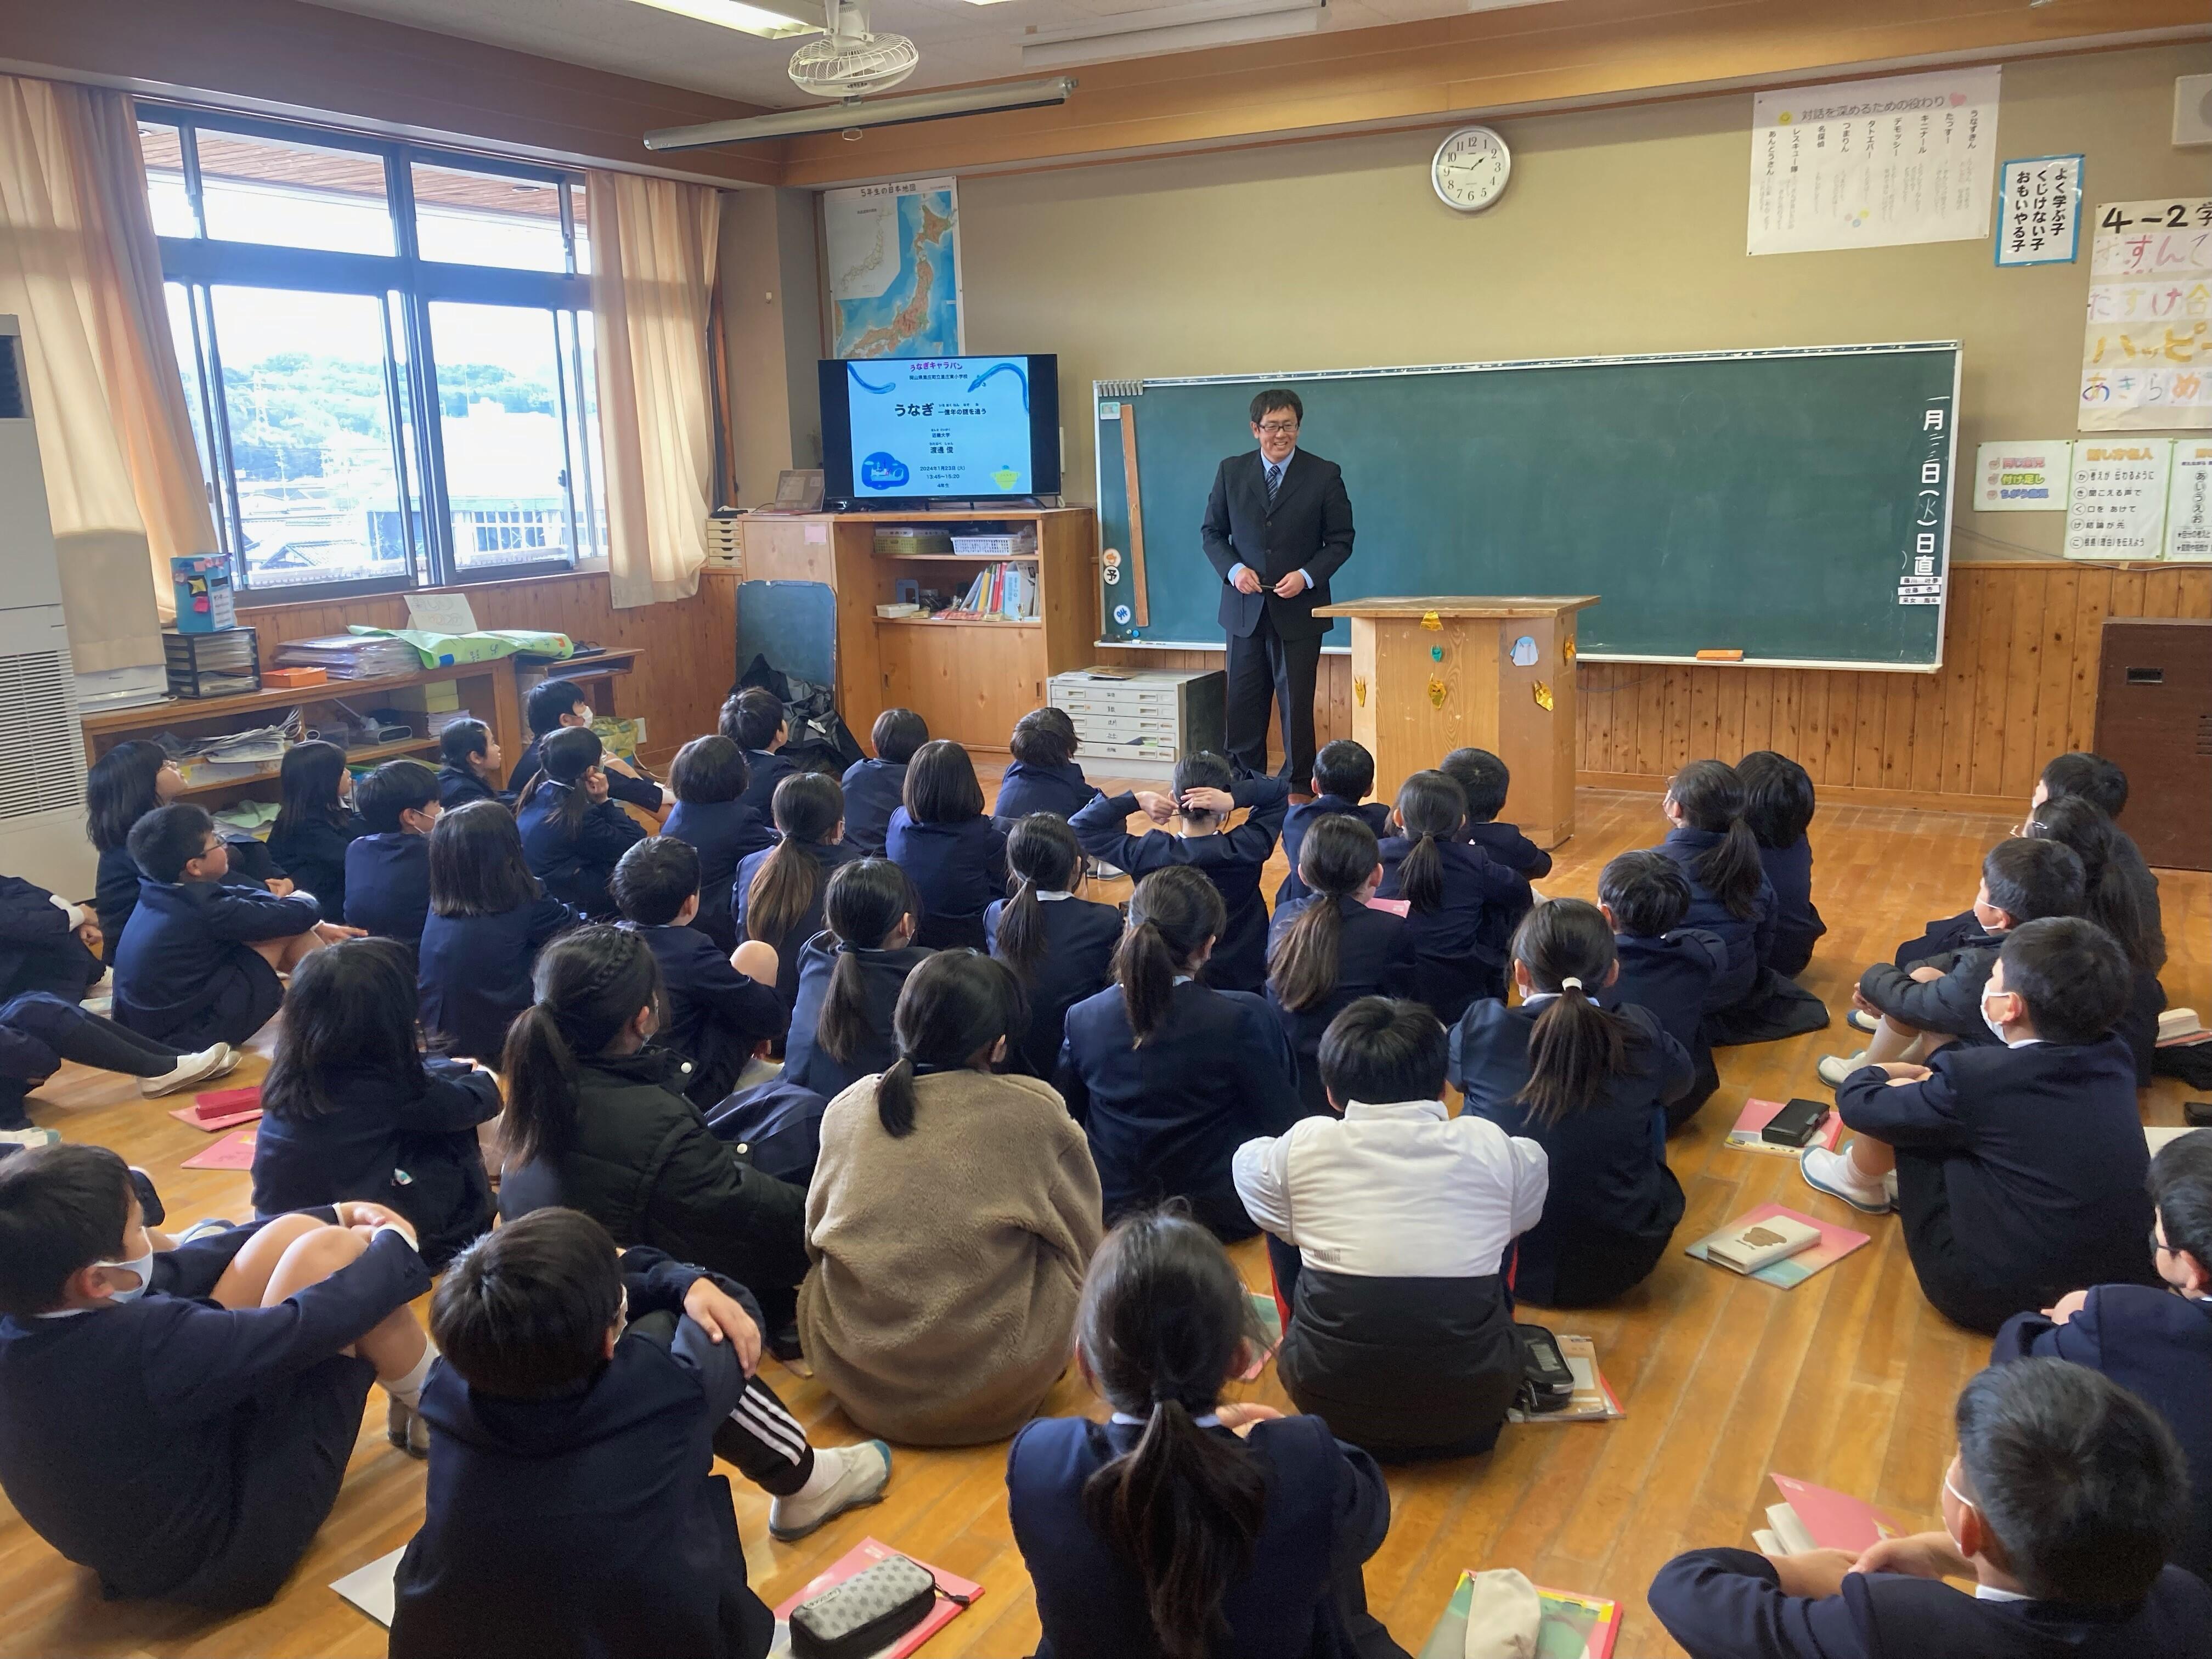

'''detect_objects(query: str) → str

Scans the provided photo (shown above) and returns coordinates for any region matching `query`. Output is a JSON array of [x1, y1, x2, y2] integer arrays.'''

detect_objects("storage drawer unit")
[[1048, 667, 1225, 778]]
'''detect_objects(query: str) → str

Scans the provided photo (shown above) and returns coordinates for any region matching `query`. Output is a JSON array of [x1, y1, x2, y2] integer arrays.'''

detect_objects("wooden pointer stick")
[[1120, 402, 1149, 627]]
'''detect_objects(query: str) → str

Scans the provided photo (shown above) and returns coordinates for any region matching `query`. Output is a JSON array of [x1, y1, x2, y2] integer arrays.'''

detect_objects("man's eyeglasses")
[[1256, 420, 1299, 435]]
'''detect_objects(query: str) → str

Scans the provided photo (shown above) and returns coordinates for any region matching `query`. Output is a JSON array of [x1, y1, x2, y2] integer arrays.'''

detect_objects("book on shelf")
[[934, 560, 1039, 620]]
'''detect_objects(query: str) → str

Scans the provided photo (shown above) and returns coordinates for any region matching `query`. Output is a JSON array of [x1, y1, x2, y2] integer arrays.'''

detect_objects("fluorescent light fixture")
[[627, 0, 821, 40], [643, 74, 1077, 147], [1019, 0, 1323, 72]]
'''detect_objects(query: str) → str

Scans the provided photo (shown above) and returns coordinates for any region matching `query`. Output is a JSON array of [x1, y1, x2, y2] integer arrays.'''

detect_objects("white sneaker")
[[1847, 1008, 1881, 1035], [1815, 1051, 1870, 1088], [769, 1440, 893, 1542], [140, 1045, 239, 1097], [1801, 1145, 1894, 1215]]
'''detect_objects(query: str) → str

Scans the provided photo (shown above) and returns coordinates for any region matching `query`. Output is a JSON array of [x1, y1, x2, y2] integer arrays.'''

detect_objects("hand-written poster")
[[1995, 155, 2081, 266], [2168, 440, 2212, 561], [2064, 440, 2171, 561], [2080, 199, 2212, 431], [1747, 66, 2000, 256]]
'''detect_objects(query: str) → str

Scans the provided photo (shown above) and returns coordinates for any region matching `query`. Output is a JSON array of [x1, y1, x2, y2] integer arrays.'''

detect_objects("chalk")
[[1695, 648, 1746, 662]]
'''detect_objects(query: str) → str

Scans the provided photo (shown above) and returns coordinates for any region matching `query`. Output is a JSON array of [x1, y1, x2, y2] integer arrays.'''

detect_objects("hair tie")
[[834, 939, 860, 955], [1560, 976, 1584, 991]]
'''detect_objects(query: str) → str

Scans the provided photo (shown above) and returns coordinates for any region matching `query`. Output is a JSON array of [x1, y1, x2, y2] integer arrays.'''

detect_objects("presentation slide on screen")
[[845, 358, 1033, 497]]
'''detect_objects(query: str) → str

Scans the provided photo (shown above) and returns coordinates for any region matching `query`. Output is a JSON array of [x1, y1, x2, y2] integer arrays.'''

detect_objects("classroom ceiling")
[[296, 0, 1500, 108]]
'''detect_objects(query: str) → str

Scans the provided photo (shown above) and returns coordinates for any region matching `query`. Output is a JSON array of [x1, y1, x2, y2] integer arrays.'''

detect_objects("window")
[[139, 110, 601, 595]]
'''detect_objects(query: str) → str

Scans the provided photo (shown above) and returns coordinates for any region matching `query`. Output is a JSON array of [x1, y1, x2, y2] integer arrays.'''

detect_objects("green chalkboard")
[[1093, 343, 1959, 669]]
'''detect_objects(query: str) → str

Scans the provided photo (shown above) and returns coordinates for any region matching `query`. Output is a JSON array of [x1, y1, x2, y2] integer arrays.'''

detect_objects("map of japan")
[[828, 178, 963, 359]]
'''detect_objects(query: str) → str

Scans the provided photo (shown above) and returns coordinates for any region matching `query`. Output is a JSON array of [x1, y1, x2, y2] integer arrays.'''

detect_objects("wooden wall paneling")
[[2067, 569, 2115, 753], [1998, 568, 2049, 797], [2029, 566, 2080, 785], [1967, 569, 2016, 799]]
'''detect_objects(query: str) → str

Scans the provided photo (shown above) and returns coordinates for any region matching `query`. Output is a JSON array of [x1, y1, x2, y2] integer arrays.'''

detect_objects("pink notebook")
[[170, 1102, 262, 1132], [1769, 1475, 1905, 1553], [180, 1128, 257, 1171], [1726, 1097, 1844, 1158], [772, 1538, 982, 1657]]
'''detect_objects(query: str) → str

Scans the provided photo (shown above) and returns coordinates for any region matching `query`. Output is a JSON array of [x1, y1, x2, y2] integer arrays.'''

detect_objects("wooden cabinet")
[[735, 506, 1097, 753]]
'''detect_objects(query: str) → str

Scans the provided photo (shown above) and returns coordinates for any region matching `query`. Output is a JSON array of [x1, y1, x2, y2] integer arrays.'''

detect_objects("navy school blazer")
[[1010, 1410, 1392, 1659], [622, 921, 790, 1108], [1376, 834, 1529, 1024], [417, 893, 581, 1064], [1757, 836, 1826, 978], [0, 1218, 427, 1605], [112, 877, 322, 1046], [836, 758, 906, 857], [1451, 998, 1691, 1307], [985, 891, 1124, 1079], [0, 873, 99, 1001], [509, 735, 663, 813], [993, 759, 1102, 826], [262, 814, 362, 928], [1265, 895, 1421, 1116], [1276, 796, 1392, 905], [434, 764, 507, 812], [1056, 977, 1300, 1239], [663, 797, 775, 956], [516, 785, 647, 919], [781, 933, 933, 1100], [733, 749, 795, 827], [390, 1251, 772, 1659], [99, 833, 301, 952], [344, 830, 433, 951], [885, 809, 1009, 950], [1857, 935, 2004, 1043], [732, 838, 860, 1012], [1466, 818, 1552, 878], [1603, 928, 1728, 1066], [1069, 778, 1292, 995], [1652, 826, 1776, 1012]]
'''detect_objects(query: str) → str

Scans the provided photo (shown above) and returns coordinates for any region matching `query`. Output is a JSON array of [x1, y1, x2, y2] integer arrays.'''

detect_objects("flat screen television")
[[819, 354, 1060, 504]]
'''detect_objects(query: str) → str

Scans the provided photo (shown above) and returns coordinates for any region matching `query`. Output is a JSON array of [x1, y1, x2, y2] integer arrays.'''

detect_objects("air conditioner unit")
[[0, 317, 95, 901]]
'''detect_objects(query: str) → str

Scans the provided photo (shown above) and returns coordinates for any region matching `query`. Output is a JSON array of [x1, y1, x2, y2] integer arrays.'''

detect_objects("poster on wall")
[[1746, 66, 2000, 256], [2169, 440, 2212, 561], [1994, 155, 2082, 267], [824, 177, 964, 359], [1974, 440, 2071, 511], [2080, 198, 2212, 431], [2064, 439, 2170, 561]]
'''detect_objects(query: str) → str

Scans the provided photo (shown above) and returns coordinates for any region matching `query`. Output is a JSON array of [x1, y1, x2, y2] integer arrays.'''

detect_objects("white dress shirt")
[[1232, 1098, 1549, 1279], [1229, 445, 1313, 591]]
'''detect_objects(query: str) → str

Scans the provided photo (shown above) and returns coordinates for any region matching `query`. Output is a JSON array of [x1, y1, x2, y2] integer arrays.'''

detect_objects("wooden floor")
[[4, 784, 2205, 1658]]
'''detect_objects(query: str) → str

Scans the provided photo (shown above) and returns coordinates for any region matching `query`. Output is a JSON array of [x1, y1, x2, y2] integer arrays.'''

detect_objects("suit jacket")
[[1648, 1547, 2212, 1659], [434, 765, 507, 812], [986, 892, 1124, 1079], [732, 839, 860, 1013], [1605, 929, 1728, 1068], [993, 760, 1101, 826], [113, 877, 322, 1046], [417, 894, 581, 1063], [1264, 896, 1421, 1114], [1758, 837, 1826, 978], [344, 831, 433, 951], [662, 798, 775, 955], [1653, 827, 1777, 1013], [624, 922, 789, 1107], [836, 757, 906, 857], [1376, 834, 1529, 1024], [782, 934, 931, 1101], [1201, 449, 1356, 641], [885, 809, 1009, 950], [733, 749, 795, 828], [516, 786, 647, 919], [1276, 797, 1392, 905], [262, 815, 363, 928]]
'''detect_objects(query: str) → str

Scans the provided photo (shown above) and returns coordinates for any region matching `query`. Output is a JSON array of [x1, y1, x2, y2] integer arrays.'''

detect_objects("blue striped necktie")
[[1266, 461, 1283, 504]]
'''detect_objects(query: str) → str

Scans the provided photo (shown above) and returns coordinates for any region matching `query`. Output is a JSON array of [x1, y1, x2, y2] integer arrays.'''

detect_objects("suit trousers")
[[1225, 608, 1322, 785]]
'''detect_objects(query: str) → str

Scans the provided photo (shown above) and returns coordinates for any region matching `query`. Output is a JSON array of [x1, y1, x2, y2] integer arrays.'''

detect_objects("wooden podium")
[[1312, 595, 1598, 850]]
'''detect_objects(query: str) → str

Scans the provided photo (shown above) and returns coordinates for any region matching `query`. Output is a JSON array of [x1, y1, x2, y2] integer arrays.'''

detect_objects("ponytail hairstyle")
[[499, 925, 663, 1169], [2028, 795, 2165, 974], [994, 814, 1082, 985], [1390, 770, 1467, 913], [874, 950, 1026, 1137], [1077, 1208, 1270, 1659], [1115, 867, 1226, 1044], [1511, 898, 1643, 1125], [744, 771, 844, 945], [519, 726, 603, 838], [269, 739, 352, 845], [1266, 815, 1379, 1013], [263, 938, 427, 1121], [1665, 759, 1763, 920], [816, 857, 919, 1065]]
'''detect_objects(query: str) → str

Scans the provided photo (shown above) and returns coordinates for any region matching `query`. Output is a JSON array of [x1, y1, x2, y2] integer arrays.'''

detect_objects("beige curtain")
[[589, 169, 720, 610], [0, 76, 213, 654]]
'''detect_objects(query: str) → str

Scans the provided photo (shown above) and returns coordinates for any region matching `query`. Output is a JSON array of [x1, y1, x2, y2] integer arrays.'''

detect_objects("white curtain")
[[588, 169, 721, 609], [0, 76, 214, 655]]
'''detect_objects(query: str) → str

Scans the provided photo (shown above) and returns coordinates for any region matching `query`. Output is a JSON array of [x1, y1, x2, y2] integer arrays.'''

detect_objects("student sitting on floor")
[[1807, 917, 2158, 1333], [1376, 769, 1527, 1024], [1822, 837, 2084, 1086], [1266, 816, 1419, 1118], [510, 678, 664, 812], [1056, 866, 1299, 1239], [1008, 1207, 1410, 1659], [255, 938, 501, 1274], [1452, 898, 1691, 1307], [800, 951, 1104, 1446], [0, 994, 234, 1130], [1441, 746, 1552, 879], [0, 869, 101, 1006], [1649, 759, 1775, 1020], [345, 759, 442, 952], [516, 726, 648, 920], [782, 857, 930, 1100], [995, 707, 1102, 824], [612, 838, 786, 1108], [264, 740, 362, 928], [1647, 1358, 2211, 1659], [1596, 849, 1727, 1128], [1276, 739, 1391, 905], [418, 800, 583, 1064], [663, 736, 774, 954], [434, 719, 507, 811], [114, 805, 353, 1049], [0, 1144, 437, 1609], [839, 707, 925, 858], [886, 739, 1008, 951], [1736, 749, 1826, 978], [720, 687, 794, 827], [735, 771, 854, 1014], [95, 740, 296, 950], [1994, 1128, 2212, 1582], [1234, 996, 1545, 1462], [495, 925, 812, 1331], [389, 1210, 893, 1659], [1070, 752, 1291, 995], [2027, 793, 2166, 1086], [987, 814, 1121, 1079]]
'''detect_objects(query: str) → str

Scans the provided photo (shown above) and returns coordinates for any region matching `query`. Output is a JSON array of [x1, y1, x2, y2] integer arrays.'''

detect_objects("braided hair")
[[498, 925, 663, 1167]]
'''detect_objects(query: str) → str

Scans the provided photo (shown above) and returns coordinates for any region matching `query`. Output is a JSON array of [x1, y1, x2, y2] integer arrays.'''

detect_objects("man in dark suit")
[[1200, 387, 1355, 786]]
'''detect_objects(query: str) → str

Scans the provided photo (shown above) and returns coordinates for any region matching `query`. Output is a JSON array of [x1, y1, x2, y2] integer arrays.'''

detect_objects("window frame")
[[139, 104, 600, 598]]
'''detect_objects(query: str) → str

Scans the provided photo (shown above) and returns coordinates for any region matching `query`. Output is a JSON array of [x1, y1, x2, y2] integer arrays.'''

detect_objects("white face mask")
[[94, 1248, 155, 1304], [1980, 991, 2010, 1043]]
